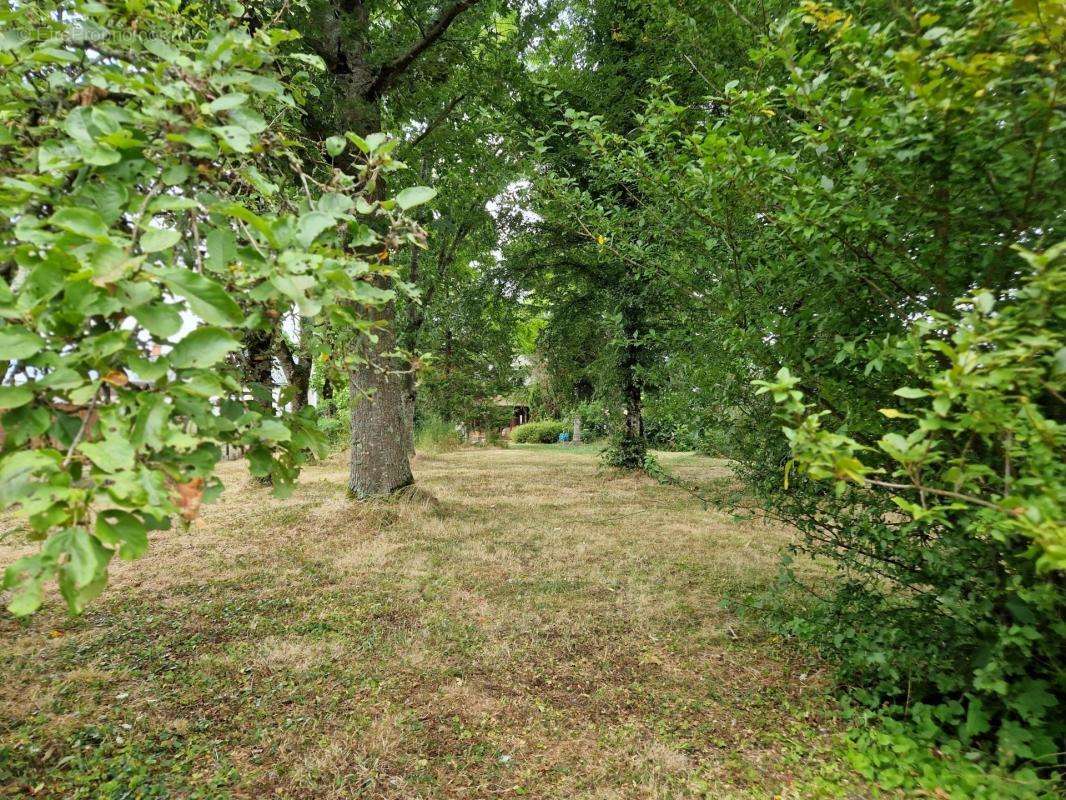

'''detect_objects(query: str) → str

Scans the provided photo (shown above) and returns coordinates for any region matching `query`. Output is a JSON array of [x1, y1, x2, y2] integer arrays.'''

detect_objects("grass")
[[1, 447, 865, 799]]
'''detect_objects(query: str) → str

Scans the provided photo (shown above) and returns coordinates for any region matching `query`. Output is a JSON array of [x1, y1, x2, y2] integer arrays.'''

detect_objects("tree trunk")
[[402, 371, 417, 457], [241, 328, 277, 417], [572, 414, 582, 445], [614, 301, 647, 468], [242, 328, 275, 484], [348, 302, 414, 497], [298, 0, 482, 496], [276, 333, 311, 413], [290, 366, 310, 413]]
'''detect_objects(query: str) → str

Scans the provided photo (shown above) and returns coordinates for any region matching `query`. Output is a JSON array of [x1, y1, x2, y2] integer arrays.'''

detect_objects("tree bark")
[[615, 300, 647, 467], [348, 302, 414, 497], [572, 414, 582, 445], [276, 333, 311, 413], [243, 328, 275, 409]]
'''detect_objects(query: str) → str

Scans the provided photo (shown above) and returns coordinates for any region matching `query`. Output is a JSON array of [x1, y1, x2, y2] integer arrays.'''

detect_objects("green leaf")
[[127, 355, 169, 382], [257, 418, 292, 442], [66, 528, 109, 587], [319, 193, 354, 215], [212, 125, 252, 153], [395, 186, 437, 210], [144, 38, 181, 62], [131, 394, 170, 449], [207, 92, 248, 113], [0, 384, 33, 409], [0, 326, 45, 360], [961, 697, 990, 741], [893, 387, 928, 399], [79, 438, 136, 472], [6, 576, 43, 617], [95, 510, 148, 560], [161, 164, 190, 186], [365, 133, 387, 151], [346, 132, 370, 152], [140, 227, 182, 253], [160, 268, 243, 327], [50, 207, 108, 240], [132, 302, 183, 339], [325, 135, 347, 157], [169, 326, 241, 369], [205, 228, 237, 271], [1009, 680, 1057, 723], [295, 211, 336, 248]]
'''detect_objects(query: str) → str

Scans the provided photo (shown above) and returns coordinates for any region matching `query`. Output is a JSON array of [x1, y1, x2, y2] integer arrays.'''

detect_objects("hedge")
[[511, 420, 570, 444]]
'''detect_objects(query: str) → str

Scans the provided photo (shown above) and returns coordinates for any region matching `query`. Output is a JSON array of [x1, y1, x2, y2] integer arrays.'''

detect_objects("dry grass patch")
[[1, 446, 857, 799]]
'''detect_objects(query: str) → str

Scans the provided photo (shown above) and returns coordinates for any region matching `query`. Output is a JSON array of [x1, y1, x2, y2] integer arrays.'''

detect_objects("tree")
[[291, 0, 530, 495], [504, 0, 771, 466], [0, 1, 421, 614]]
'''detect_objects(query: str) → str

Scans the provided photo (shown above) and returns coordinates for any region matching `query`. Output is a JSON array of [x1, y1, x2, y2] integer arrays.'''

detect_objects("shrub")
[[575, 400, 610, 441], [0, 3, 416, 616], [759, 244, 1065, 765], [316, 415, 348, 449], [511, 420, 569, 444], [414, 416, 461, 454], [601, 432, 648, 469]]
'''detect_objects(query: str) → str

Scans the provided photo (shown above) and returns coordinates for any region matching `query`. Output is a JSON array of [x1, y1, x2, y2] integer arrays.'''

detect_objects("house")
[[495, 395, 530, 435]]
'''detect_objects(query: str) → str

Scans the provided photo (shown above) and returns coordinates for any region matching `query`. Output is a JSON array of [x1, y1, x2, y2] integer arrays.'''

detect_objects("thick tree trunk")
[[300, 0, 481, 496], [348, 303, 414, 497], [572, 414, 582, 445]]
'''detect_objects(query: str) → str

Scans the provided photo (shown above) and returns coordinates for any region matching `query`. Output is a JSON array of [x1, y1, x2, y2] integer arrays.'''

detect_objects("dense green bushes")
[[511, 420, 570, 444], [760, 245, 1065, 765]]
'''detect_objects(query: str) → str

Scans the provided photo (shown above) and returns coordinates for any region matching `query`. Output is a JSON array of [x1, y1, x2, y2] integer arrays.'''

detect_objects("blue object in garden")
[[558, 432, 571, 442]]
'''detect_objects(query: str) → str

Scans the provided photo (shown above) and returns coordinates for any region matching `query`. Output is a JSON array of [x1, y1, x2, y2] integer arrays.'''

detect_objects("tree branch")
[[363, 0, 482, 101], [409, 92, 467, 148]]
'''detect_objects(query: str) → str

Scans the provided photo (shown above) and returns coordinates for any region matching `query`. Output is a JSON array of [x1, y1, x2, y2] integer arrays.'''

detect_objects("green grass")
[[2, 448, 867, 798], [511, 441, 605, 456]]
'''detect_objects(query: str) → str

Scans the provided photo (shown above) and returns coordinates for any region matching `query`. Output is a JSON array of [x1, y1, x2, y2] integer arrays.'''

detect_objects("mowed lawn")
[[1, 446, 860, 799]]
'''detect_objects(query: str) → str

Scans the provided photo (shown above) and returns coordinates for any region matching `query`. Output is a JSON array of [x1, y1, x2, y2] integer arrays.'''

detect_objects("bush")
[[760, 244, 1065, 765], [316, 415, 348, 449], [511, 420, 569, 444], [601, 432, 647, 469], [574, 400, 610, 441], [414, 415, 461, 454]]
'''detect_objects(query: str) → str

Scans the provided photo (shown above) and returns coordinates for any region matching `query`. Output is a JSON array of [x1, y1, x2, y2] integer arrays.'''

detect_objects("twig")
[[62, 386, 102, 468], [864, 478, 1002, 510]]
